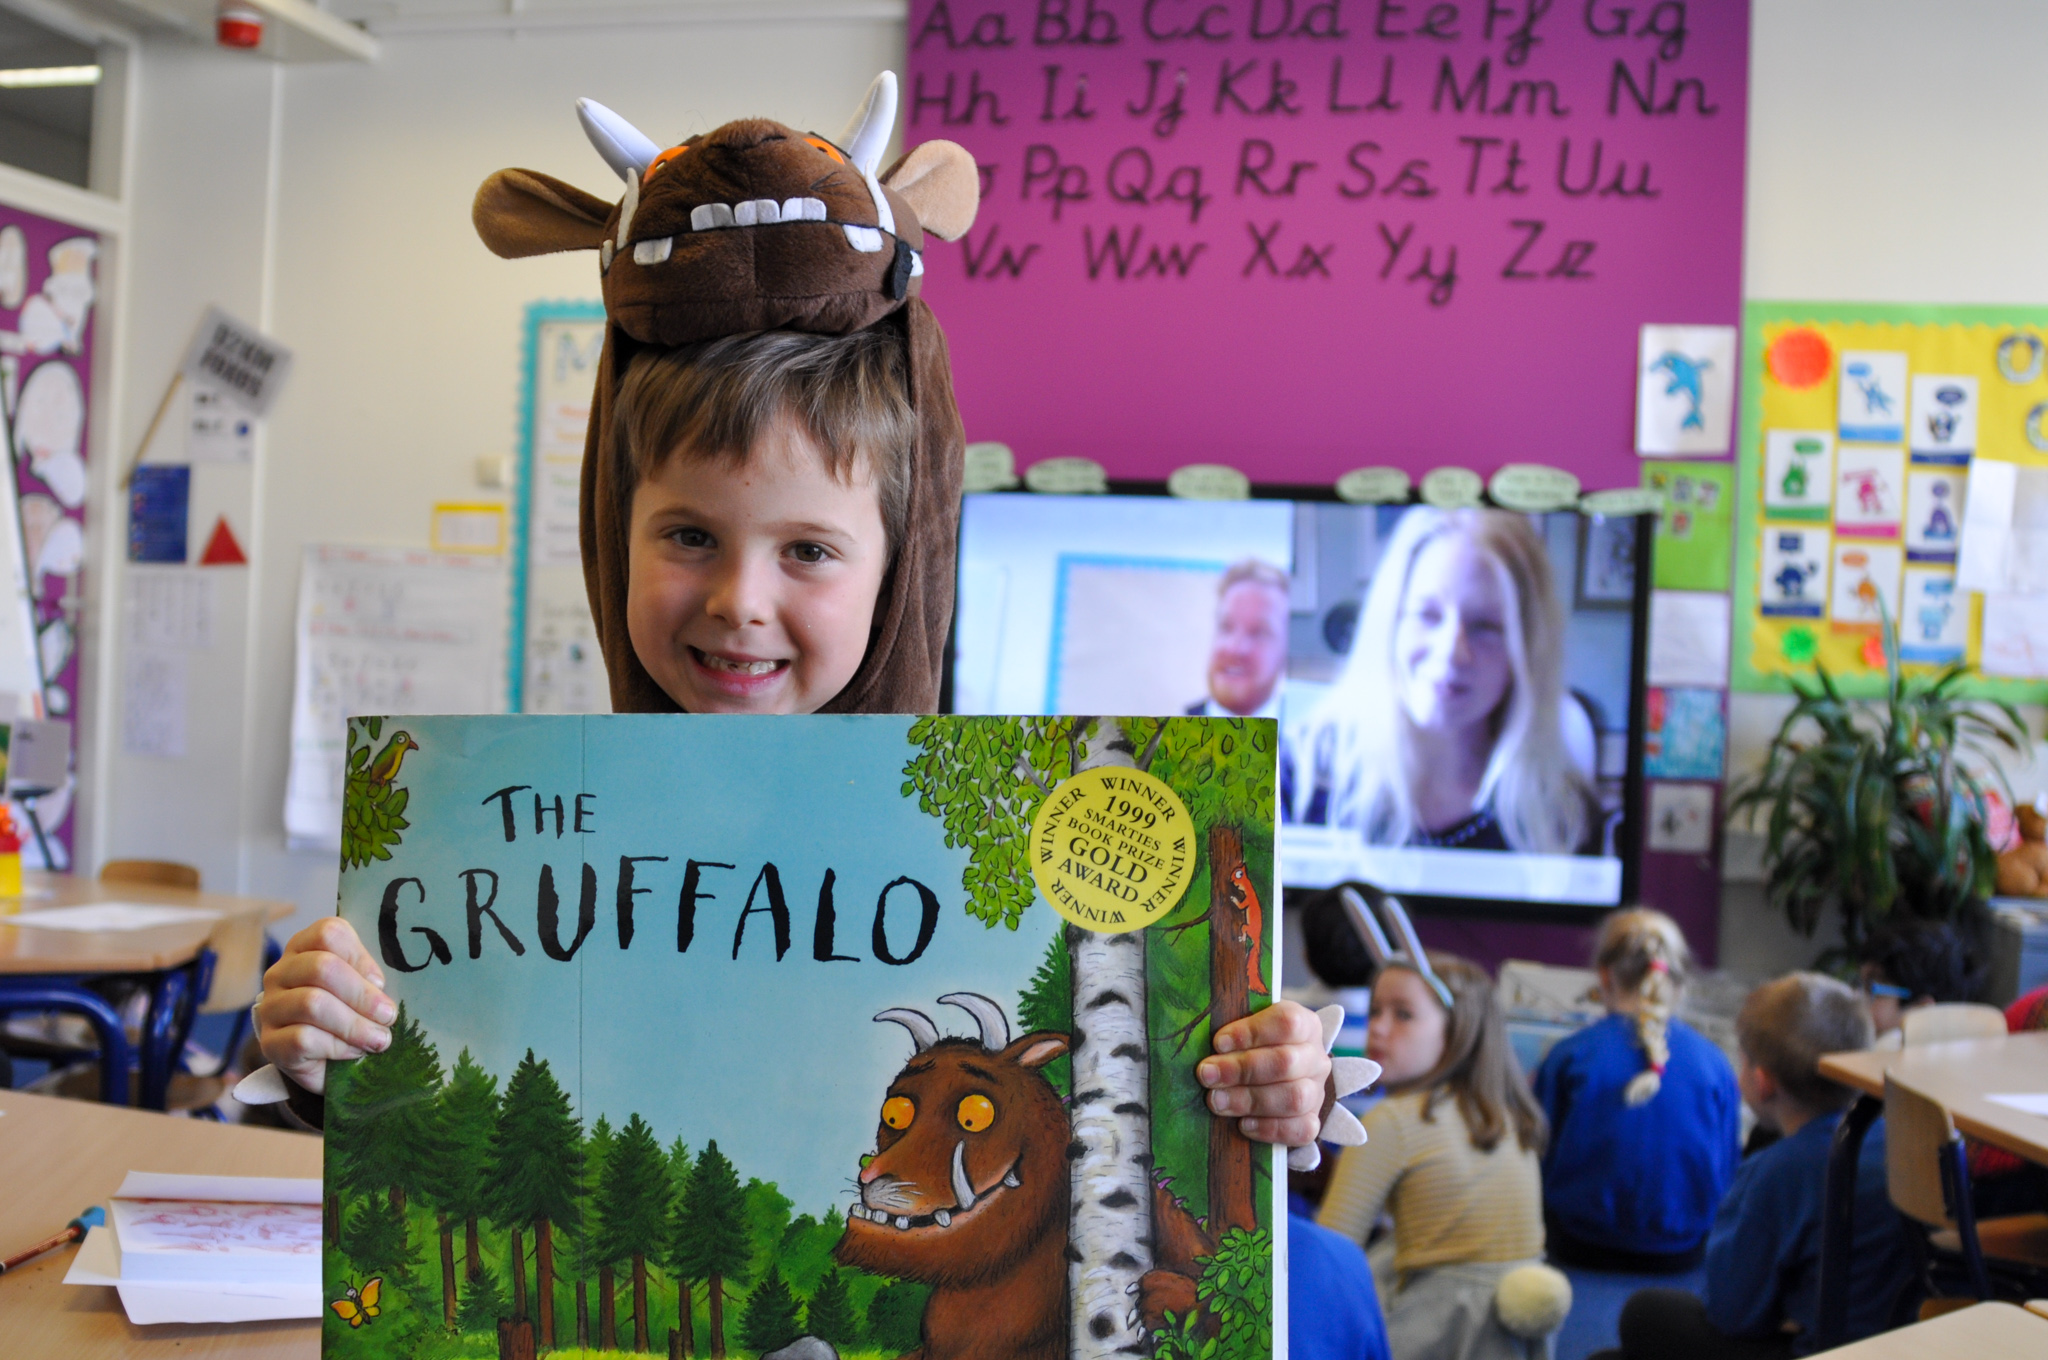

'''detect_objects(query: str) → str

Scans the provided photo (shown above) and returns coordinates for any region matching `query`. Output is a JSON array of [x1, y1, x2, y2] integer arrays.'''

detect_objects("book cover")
[[323, 714, 1280, 1360]]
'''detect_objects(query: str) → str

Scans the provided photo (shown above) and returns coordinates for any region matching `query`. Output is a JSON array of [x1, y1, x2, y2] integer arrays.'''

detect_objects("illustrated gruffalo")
[[834, 994, 1221, 1360]]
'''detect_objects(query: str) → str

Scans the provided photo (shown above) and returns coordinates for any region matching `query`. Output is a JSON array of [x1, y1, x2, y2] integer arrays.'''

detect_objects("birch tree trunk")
[[1069, 718, 1154, 1360]]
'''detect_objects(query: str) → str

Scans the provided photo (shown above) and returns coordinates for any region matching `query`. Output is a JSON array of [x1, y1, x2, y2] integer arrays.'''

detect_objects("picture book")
[[322, 714, 1282, 1360]]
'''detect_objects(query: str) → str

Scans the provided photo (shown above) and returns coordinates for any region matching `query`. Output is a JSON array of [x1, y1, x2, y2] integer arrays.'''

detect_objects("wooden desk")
[[1819, 1031, 2048, 1166], [0, 1088, 321, 1358], [1808, 1301, 2048, 1356], [0, 871, 294, 973]]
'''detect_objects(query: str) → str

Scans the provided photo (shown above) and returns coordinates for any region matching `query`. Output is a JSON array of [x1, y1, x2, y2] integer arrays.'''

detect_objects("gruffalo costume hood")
[[472, 73, 979, 714]]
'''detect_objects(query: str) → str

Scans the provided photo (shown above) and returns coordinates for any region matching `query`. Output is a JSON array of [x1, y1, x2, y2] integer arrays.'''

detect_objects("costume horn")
[[577, 98, 660, 181], [839, 71, 898, 177], [938, 992, 1010, 1052], [875, 1007, 939, 1053]]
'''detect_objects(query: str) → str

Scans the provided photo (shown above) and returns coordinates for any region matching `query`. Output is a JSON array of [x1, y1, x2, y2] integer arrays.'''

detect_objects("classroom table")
[[1806, 1301, 2048, 1356], [0, 1087, 322, 1356], [0, 873, 294, 1109], [1809, 1031, 2048, 1351]]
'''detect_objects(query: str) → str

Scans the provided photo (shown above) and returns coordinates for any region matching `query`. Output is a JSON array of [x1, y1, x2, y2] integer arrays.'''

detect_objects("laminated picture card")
[[323, 714, 1284, 1360]]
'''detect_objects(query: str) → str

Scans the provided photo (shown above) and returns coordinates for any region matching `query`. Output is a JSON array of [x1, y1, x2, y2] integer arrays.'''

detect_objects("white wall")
[[64, 0, 2048, 958]]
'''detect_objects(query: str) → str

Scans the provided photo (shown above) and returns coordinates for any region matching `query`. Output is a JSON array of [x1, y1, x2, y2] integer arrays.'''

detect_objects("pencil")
[[0, 1206, 105, 1274]]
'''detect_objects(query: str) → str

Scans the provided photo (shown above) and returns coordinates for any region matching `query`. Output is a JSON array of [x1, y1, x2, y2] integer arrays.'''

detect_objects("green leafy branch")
[[1150, 1227, 1273, 1360], [342, 716, 413, 872]]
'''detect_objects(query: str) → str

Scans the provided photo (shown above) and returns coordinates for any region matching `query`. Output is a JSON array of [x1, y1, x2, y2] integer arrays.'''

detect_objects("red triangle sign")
[[199, 516, 247, 566]]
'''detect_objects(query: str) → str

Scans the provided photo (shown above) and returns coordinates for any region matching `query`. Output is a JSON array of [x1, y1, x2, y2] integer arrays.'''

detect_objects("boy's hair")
[[1736, 973, 1873, 1113], [1398, 953, 1548, 1156], [612, 328, 916, 549], [1593, 907, 1692, 1108], [1862, 919, 1983, 1006]]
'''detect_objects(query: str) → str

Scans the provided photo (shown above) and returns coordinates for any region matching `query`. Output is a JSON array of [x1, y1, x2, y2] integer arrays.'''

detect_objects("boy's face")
[[626, 418, 889, 714]]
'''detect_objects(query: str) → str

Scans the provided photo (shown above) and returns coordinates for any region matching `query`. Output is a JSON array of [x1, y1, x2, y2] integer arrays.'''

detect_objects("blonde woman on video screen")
[[1289, 506, 1599, 854]]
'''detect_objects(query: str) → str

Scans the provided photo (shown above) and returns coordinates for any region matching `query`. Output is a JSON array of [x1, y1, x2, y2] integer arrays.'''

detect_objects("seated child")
[[1317, 953, 1547, 1360], [1289, 1211, 1392, 1360], [1535, 908, 1740, 1272], [1858, 919, 1984, 1048], [1601, 973, 1913, 1359], [252, 87, 1334, 1149]]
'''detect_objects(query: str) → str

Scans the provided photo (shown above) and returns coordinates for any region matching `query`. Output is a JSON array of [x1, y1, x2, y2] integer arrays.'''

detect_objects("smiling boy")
[[250, 78, 1340, 1149]]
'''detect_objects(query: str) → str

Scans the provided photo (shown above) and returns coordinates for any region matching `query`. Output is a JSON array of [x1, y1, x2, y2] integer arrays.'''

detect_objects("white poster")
[[1899, 568, 1966, 664], [1982, 593, 2048, 678], [1645, 590, 1732, 688], [1760, 527, 1829, 618], [1909, 374, 1976, 463], [1903, 470, 1965, 562], [1762, 430, 1834, 520], [1646, 782, 1716, 854], [1838, 350, 1907, 444], [1834, 445, 1904, 538], [1636, 324, 1737, 456], [1829, 542, 1903, 630], [284, 545, 509, 849]]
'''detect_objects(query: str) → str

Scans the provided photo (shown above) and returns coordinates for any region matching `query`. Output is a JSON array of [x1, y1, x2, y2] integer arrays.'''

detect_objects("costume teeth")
[[632, 236, 672, 265], [843, 224, 885, 252], [686, 198, 826, 232]]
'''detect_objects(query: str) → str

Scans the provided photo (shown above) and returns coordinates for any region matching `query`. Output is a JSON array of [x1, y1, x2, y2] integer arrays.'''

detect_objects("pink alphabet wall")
[[910, 0, 1749, 485]]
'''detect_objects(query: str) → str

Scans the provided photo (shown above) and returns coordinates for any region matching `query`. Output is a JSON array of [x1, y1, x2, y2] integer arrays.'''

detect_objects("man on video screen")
[[1187, 559, 1290, 720]]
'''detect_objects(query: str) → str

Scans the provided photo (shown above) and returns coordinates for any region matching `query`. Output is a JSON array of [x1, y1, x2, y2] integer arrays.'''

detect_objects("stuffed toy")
[[471, 73, 980, 715]]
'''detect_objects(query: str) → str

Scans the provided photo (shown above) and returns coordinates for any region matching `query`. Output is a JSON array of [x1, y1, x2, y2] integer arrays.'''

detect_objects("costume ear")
[[473, 169, 613, 259], [883, 140, 979, 242]]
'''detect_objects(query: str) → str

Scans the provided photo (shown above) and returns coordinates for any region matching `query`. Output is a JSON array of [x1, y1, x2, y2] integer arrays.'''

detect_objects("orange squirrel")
[[1227, 862, 1268, 996]]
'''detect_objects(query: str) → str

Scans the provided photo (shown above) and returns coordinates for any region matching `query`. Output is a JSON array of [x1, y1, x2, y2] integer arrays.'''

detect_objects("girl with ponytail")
[[1532, 909, 1740, 1273]]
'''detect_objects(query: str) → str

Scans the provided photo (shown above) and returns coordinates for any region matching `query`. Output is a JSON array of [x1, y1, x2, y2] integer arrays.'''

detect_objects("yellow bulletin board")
[[1734, 302, 2048, 698]]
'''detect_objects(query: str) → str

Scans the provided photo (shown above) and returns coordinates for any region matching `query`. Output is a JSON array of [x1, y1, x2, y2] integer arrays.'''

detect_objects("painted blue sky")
[[340, 715, 1061, 1216]]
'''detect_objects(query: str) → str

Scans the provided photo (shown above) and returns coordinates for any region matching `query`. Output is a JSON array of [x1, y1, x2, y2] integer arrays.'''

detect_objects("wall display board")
[[508, 301, 608, 713], [1734, 303, 2048, 697], [0, 202, 99, 867], [909, 0, 1748, 482], [283, 545, 509, 851]]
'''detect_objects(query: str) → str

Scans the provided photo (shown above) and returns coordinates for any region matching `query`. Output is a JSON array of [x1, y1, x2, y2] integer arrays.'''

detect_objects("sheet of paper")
[[1981, 593, 2048, 678], [1899, 569, 1966, 664], [110, 1196, 320, 1284], [126, 569, 215, 650], [1636, 324, 1737, 456], [1903, 470, 1964, 562], [65, 1229, 320, 1323], [186, 383, 254, 463], [1761, 430, 1834, 520], [126, 465, 190, 564], [8, 902, 222, 931], [115, 1171, 322, 1203], [1986, 1092, 2048, 1117], [1957, 461, 2048, 593], [1759, 526, 1830, 618], [1646, 781, 1716, 854], [120, 648, 187, 758], [1646, 590, 1732, 688], [1837, 350, 1907, 443], [1908, 374, 1976, 462], [1829, 543, 1902, 630], [284, 545, 509, 850], [1833, 446, 1904, 538]]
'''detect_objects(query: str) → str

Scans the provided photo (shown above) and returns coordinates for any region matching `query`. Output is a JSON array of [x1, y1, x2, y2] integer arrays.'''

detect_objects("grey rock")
[[764, 1337, 839, 1360]]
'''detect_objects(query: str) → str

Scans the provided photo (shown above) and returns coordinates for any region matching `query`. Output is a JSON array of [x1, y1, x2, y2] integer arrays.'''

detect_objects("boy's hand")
[[255, 917, 395, 1095], [1197, 999, 1331, 1147]]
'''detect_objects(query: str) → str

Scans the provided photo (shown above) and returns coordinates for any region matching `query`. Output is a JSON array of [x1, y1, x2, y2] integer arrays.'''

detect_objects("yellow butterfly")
[[331, 1277, 382, 1328]]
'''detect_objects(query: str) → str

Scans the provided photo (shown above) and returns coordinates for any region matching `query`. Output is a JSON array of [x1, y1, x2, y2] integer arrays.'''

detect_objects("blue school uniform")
[[1702, 1114, 1913, 1352], [1288, 1211, 1391, 1360], [1534, 1013, 1740, 1255]]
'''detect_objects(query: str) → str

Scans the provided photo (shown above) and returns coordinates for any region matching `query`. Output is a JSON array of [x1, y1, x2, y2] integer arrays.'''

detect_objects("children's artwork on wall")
[[1735, 303, 2048, 698], [1982, 593, 2048, 678], [1837, 351, 1907, 444], [1759, 527, 1829, 618], [907, 1, 1749, 483], [1828, 542, 1902, 631], [1833, 446, 1904, 539], [1762, 430, 1834, 520], [1904, 470, 1965, 562], [1643, 462, 1734, 591], [1899, 569, 1966, 664], [323, 713, 1285, 1360], [1643, 687, 1726, 782], [1909, 374, 1977, 463], [1637, 325, 1738, 457], [0, 201, 97, 866], [1644, 782, 1716, 855]]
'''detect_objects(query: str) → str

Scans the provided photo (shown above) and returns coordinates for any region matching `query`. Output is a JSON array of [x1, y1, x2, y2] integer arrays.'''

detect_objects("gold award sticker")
[[1030, 764, 1194, 933]]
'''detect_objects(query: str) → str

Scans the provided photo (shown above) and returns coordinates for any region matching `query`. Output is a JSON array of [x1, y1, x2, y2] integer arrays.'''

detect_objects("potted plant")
[[1727, 614, 2031, 962]]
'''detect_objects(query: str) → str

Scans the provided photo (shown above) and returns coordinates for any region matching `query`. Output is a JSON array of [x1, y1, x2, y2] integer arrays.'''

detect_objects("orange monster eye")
[[804, 135, 849, 165], [882, 1096, 915, 1130], [641, 144, 690, 184], [956, 1094, 995, 1132]]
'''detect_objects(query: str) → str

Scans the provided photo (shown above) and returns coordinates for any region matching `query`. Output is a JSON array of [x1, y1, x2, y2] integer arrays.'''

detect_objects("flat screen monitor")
[[949, 492, 1650, 912]]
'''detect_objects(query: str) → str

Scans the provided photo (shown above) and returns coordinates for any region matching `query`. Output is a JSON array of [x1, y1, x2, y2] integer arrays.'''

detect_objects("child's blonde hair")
[[1593, 908, 1691, 1107]]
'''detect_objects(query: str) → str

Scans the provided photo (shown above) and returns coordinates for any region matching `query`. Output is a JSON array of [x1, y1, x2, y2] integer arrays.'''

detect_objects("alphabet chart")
[[909, 0, 1748, 484], [1733, 303, 2048, 696]]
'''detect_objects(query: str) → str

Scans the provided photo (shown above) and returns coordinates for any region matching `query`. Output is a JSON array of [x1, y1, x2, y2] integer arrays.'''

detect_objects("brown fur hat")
[[472, 74, 979, 714]]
